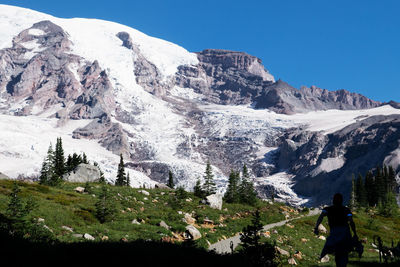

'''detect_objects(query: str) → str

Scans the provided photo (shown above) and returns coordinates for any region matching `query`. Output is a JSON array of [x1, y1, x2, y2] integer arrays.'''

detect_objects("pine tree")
[[115, 154, 126, 186], [82, 153, 88, 164], [387, 165, 397, 193], [224, 170, 240, 203], [95, 185, 116, 223], [126, 172, 130, 187], [375, 166, 386, 204], [364, 171, 375, 207], [66, 154, 73, 172], [349, 175, 357, 209], [239, 209, 276, 266], [240, 209, 263, 249], [167, 170, 175, 189], [355, 173, 367, 207], [239, 164, 258, 205], [6, 182, 36, 232], [39, 144, 56, 185], [202, 161, 216, 195], [193, 178, 205, 198], [93, 161, 105, 183], [54, 137, 65, 179]]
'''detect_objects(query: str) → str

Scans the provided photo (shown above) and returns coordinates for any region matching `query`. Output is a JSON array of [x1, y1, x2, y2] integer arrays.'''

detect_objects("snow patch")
[[28, 28, 45, 36], [257, 172, 310, 206], [311, 157, 345, 176], [0, 114, 154, 186]]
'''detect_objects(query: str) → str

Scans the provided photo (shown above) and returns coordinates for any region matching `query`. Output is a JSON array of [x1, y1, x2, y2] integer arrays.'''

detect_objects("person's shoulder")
[[342, 206, 353, 217], [322, 205, 331, 213]]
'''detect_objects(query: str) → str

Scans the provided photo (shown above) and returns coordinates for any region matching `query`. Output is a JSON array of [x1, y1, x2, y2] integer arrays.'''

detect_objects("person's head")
[[332, 193, 343, 206]]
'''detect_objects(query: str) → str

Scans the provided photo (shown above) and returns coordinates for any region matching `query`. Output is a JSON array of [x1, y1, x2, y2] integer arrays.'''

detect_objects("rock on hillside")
[[64, 163, 101, 183]]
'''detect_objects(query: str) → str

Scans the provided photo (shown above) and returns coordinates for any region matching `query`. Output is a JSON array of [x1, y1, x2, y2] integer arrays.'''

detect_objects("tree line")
[[350, 165, 398, 216]]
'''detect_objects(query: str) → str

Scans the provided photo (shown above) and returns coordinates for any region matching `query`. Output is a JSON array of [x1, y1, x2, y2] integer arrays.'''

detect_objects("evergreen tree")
[[240, 210, 277, 266], [167, 170, 175, 189], [364, 171, 375, 207], [54, 137, 65, 179], [202, 161, 216, 195], [239, 164, 258, 206], [82, 152, 88, 164], [39, 144, 56, 185], [375, 166, 386, 204], [126, 172, 130, 187], [6, 182, 36, 232], [387, 165, 397, 193], [349, 175, 357, 209], [95, 185, 116, 223], [378, 191, 399, 217], [224, 170, 240, 203], [193, 178, 205, 198], [71, 153, 82, 169], [66, 154, 73, 172], [355, 173, 367, 207], [115, 154, 126, 186], [94, 162, 106, 183]]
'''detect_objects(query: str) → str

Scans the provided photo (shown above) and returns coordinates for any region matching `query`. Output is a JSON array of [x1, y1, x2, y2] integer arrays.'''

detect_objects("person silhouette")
[[314, 193, 357, 267]]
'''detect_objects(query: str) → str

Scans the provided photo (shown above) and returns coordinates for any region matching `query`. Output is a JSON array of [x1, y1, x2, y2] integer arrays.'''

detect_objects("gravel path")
[[208, 208, 321, 254]]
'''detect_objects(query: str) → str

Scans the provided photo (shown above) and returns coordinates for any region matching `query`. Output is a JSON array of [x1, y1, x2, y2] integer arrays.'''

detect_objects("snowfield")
[[0, 114, 156, 187]]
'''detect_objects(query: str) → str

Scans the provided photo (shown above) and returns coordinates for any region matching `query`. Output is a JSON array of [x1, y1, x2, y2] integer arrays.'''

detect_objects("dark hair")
[[333, 193, 343, 206]]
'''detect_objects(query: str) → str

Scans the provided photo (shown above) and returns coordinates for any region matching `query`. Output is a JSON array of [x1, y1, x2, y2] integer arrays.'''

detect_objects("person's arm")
[[314, 210, 327, 235]]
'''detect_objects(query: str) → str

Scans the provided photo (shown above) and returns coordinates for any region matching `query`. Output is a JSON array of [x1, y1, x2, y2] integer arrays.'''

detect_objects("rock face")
[[64, 163, 101, 183], [176, 50, 380, 114], [279, 114, 400, 205]]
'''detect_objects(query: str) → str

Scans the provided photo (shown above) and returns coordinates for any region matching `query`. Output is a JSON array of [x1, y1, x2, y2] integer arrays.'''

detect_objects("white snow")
[[256, 172, 310, 206], [287, 105, 400, 134], [310, 157, 345, 177], [28, 28, 44, 36], [0, 4, 198, 79], [0, 114, 154, 186]]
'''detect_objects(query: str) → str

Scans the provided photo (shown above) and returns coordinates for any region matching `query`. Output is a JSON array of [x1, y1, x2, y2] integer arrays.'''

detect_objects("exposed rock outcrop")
[[64, 163, 101, 183]]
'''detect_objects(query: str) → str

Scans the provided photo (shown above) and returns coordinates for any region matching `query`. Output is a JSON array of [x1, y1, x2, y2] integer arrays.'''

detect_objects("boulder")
[[276, 247, 290, 256], [158, 220, 170, 230], [74, 187, 85, 193], [84, 233, 95, 240], [205, 194, 223, 210], [131, 219, 140, 225], [139, 190, 150, 196], [64, 163, 101, 183], [43, 225, 53, 233], [318, 224, 327, 234], [155, 183, 171, 189], [320, 255, 330, 263], [62, 226, 74, 232], [293, 251, 302, 260], [185, 225, 201, 240], [101, 235, 109, 241], [183, 213, 196, 225], [319, 235, 326, 240], [288, 258, 297, 265]]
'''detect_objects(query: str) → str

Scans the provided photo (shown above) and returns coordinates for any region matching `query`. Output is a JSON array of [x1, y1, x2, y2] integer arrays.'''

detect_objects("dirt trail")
[[208, 208, 321, 254]]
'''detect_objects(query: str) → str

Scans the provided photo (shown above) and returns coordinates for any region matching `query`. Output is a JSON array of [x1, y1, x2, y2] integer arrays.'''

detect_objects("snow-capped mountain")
[[0, 5, 399, 206]]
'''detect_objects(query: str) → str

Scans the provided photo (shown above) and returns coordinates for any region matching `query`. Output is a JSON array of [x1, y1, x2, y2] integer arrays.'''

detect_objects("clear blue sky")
[[2, 0, 399, 102]]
